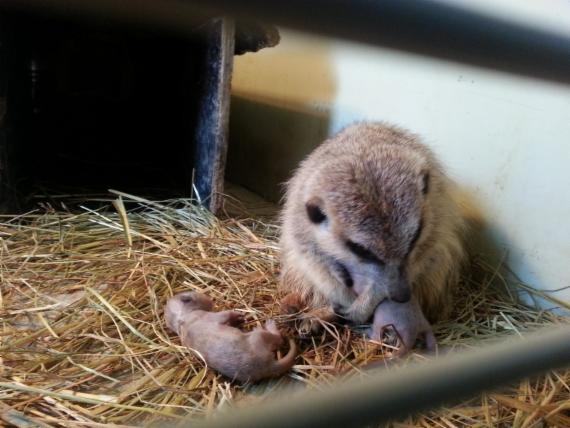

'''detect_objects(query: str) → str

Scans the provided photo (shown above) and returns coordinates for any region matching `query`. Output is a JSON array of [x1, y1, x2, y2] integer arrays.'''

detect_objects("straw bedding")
[[1, 191, 569, 427]]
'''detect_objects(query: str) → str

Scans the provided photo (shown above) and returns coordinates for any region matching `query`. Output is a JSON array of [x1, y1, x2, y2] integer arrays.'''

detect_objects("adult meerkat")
[[279, 122, 466, 333]]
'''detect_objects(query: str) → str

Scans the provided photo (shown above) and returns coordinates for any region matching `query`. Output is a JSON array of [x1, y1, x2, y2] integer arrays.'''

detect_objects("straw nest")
[[1, 191, 569, 428]]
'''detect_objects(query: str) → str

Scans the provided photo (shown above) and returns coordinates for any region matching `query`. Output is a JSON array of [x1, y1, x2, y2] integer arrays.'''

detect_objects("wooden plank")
[[192, 17, 235, 214]]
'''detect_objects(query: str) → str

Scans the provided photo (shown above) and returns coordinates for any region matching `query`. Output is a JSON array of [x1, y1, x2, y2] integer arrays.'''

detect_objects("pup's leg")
[[393, 328, 413, 357], [215, 310, 245, 327], [252, 327, 284, 350], [367, 324, 382, 342], [266, 320, 285, 349], [264, 319, 280, 335], [370, 324, 410, 357]]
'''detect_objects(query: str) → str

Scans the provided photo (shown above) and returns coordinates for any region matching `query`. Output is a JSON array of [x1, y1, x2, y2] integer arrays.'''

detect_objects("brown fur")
[[165, 292, 296, 383], [369, 296, 436, 357], [279, 122, 466, 332]]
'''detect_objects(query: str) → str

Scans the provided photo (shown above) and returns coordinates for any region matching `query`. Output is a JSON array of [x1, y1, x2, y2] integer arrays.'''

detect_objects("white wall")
[[231, 2, 570, 307]]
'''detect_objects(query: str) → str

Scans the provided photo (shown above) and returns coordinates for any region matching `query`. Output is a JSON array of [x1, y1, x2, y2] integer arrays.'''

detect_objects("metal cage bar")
[[4, 0, 570, 84], [191, 326, 570, 428], [188, 0, 570, 84]]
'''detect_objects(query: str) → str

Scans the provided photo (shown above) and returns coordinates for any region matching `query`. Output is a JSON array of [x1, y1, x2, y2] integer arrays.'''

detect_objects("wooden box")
[[0, 7, 278, 213]]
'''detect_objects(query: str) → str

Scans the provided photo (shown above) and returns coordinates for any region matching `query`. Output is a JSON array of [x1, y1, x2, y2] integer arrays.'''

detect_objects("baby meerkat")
[[165, 292, 297, 383], [369, 296, 436, 357], [279, 122, 466, 334]]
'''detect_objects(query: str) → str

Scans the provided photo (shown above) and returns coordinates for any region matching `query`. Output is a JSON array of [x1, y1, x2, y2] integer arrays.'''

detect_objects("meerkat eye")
[[421, 172, 430, 194], [306, 203, 327, 224], [346, 240, 383, 265]]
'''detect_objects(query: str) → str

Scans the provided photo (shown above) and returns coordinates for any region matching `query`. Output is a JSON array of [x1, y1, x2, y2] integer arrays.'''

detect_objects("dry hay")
[[0, 191, 569, 428]]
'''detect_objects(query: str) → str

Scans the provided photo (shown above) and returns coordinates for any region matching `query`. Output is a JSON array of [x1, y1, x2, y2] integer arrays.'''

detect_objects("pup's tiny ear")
[[305, 197, 327, 224], [420, 170, 430, 195]]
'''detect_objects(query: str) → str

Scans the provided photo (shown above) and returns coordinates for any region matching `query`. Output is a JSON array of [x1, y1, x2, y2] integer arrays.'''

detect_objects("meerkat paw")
[[339, 305, 374, 325], [298, 317, 323, 337], [280, 292, 305, 315], [297, 307, 337, 337]]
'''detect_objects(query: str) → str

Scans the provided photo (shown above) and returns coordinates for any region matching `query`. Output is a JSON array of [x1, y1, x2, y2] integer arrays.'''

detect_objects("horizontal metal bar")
[[0, 0, 570, 83], [192, 0, 570, 85], [190, 325, 570, 428], [0, 0, 209, 37], [4, 0, 570, 85]]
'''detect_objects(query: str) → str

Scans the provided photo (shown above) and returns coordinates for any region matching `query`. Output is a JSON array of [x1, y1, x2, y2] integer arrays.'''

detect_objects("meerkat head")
[[302, 143, 432, 306], [165, 291, 214, 333]]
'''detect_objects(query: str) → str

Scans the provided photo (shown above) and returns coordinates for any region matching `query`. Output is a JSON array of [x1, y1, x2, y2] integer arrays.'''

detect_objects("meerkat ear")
[[305, 197, 327, 224], [420, 170, 430, 195]]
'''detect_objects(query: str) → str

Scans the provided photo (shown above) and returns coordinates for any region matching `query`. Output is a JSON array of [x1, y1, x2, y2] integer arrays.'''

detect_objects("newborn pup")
[[165, 292, 296, 383], [369, 296, 436, 357]]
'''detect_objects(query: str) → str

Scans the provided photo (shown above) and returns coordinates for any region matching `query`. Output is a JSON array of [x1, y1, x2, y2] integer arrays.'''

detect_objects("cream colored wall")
[[229, 6, 570, 306], [227, 32, 335, 202]]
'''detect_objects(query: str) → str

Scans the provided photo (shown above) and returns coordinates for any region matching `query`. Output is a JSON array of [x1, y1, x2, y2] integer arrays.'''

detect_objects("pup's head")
[[164, 291, 214, 333], [302, 130, 434, 309]]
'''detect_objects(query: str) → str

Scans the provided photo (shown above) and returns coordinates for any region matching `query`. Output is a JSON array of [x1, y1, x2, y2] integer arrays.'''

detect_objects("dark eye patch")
[[306, 203, 327, 224], [346, 240, 384, 265], [336, 262, 353, 288], [422, 172, 430, 194]]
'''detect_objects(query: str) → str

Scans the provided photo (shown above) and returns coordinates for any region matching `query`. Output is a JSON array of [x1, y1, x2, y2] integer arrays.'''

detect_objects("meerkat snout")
[[298, 166, 425, 322]]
